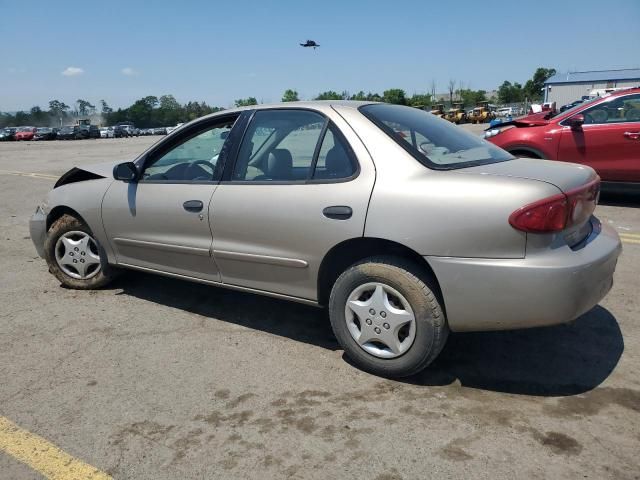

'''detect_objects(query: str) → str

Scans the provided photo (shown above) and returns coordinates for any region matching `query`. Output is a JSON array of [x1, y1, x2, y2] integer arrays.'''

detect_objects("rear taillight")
[[509, 178, 600, 233]]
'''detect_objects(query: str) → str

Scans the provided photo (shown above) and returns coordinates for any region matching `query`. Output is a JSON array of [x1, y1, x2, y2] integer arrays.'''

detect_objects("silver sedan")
[[30, 101, 622, 377]]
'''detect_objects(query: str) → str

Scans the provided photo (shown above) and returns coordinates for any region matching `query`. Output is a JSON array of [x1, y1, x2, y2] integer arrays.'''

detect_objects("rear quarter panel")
[[335, 106, 560, 259]]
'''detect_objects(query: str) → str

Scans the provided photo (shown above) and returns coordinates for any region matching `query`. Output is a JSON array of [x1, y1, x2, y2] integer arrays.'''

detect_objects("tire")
[[44, 214, 116, 289], [329, 256, 448, 378]]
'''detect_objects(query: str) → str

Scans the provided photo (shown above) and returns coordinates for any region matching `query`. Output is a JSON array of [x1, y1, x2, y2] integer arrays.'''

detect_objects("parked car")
[[166, 123, 184, 134], [57, 126, 82, 140], [113, 125, 129, 138], [29, 101, 621, 378], [34, 127, 58, 141], [153, 127, 167, 135], [496, 107, 514, 117], [78, 124, 100, 139], [100, 127, 115, 138], [0, 127, 17, 141], [14, 126, 37, 141], [485, 87, 640, 188], [559, 100, 584, 113]]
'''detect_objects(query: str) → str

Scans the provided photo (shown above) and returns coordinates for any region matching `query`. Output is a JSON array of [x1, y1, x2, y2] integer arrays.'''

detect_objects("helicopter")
[[300, 40, 320, 49]]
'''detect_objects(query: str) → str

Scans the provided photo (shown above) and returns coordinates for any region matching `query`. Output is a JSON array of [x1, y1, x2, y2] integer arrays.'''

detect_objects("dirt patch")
[[532, 430, 582, 456]]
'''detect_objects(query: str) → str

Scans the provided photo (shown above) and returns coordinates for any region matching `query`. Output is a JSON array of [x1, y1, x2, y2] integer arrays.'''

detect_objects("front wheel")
[[44, 214, 116, 289], [329, 256, 448, 378]]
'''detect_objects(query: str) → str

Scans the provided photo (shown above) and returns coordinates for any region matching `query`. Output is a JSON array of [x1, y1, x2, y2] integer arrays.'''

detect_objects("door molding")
[[213, 249, 308, 268], [113, 237, 211, 256]]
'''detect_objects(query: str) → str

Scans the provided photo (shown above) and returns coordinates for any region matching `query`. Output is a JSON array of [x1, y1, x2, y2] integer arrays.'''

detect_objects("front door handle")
[[183, 200, 204, 212], [623, 131, 640, 139], [323, 206, 352, 220]]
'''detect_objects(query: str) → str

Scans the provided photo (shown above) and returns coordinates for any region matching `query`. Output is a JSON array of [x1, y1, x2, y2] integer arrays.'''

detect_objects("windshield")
[[360, 104, 513, 169], [17, 126, 34, 132], [60, 126, 74, 132], [37, 128, 51, 133]]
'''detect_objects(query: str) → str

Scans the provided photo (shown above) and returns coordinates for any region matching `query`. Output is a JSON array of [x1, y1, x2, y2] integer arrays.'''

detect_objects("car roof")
[[215, 100, 375, 116], [185, 100, 378, 129], [605, 87, 640, 98]]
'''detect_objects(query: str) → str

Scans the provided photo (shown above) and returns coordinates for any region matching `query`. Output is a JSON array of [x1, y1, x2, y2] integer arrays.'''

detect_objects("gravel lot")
[[1, 135, 639, 479]]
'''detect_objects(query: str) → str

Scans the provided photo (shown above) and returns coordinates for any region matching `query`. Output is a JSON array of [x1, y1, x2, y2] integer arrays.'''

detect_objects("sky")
[[1, 0, 639, 111]]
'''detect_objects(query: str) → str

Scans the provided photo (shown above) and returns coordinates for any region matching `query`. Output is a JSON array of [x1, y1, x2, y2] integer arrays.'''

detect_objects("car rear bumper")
[[426, 217, 621, 332], [29, 206, 47, 258]]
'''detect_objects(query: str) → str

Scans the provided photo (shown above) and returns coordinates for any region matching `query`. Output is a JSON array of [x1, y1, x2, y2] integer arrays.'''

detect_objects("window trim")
[[134, 112, 242, 184], [221, 107, 360, 185]]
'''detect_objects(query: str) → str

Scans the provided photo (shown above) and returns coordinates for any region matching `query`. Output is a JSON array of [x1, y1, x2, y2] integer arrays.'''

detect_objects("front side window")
[[142, 117, 237, 182], [581, 94, 640, 124], [360, 104, 513, 169]]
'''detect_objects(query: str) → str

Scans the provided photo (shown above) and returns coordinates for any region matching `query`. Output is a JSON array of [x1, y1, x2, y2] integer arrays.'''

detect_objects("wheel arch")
[[317, 237, 444, 308], [507, 145, 546, 159], [46, 205, 89, 232]]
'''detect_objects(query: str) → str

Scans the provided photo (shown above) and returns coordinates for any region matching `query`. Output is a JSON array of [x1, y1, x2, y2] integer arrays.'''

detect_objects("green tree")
[[408, 93, 432, 108], [100, 100, 113, 115], [282, 89, 299, 102], [458, 89, 487, 106], [48, 100, 70, 118], [29, 106, 47, 126], [314, 90, 343, 100], [523, 67, 557, 100], [76, 99, 95, 116], [383, 89, 407, 105], [497, 81, 524, 104], [234, 97, 258, 107], [157, 94, 182, 126]]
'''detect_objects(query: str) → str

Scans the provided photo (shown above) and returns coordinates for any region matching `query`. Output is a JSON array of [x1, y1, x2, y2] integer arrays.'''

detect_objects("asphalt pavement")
[[1, 135, 639, 479]]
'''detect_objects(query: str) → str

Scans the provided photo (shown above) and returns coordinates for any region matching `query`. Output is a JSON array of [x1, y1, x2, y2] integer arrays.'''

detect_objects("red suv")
[[485, 88, 640, 189]]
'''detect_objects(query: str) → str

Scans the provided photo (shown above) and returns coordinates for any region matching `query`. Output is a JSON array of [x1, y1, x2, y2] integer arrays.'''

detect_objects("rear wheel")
[[329, 256, 448, 378], [44, 214, 116, 289]]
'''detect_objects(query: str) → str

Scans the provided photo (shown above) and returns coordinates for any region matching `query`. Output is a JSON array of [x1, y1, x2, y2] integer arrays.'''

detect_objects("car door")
[[558, 93, 640, 182], [101, 114, 240, 281], [210, 108, 376, 301]]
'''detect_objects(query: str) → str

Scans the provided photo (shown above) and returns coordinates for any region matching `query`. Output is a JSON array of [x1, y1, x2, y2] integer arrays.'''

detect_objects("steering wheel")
[[186, 160, 215, 180]]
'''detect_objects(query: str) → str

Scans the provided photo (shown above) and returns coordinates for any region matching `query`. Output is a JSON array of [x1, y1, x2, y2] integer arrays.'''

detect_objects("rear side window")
[[232, 109, 357, 182], [360, 104, 513, 170], [313, 125, 356, 180]]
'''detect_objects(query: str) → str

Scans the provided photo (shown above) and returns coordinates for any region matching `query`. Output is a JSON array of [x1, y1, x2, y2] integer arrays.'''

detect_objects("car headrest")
[[267, 149, 293, 180]]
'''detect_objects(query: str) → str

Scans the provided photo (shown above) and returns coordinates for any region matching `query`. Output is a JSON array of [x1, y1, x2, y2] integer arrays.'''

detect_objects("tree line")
[[0, 96, 223, 129], [0, 67, 555, 128]]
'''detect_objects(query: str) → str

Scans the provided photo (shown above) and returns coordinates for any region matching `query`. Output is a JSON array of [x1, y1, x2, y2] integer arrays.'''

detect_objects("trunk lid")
[[459, 157, 598, 193]]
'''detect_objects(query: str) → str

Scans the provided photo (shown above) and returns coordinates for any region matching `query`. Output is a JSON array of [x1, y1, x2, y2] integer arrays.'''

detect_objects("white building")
[[544, 68, 640, 107]]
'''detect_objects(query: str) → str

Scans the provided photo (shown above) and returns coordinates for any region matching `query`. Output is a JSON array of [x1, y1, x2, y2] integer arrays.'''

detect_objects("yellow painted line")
[[0, 416, 112, 480], [622, 238, 640, 245], [619, 233, 640, 239], [0, 169, 58, 180]]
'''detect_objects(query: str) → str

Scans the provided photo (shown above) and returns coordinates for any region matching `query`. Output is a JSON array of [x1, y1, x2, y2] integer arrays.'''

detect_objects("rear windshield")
[[359, 104, 513, 169]]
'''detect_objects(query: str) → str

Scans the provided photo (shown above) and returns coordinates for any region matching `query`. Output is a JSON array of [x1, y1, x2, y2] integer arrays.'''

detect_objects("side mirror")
[[568, 114, 584, 129], [113, 162, 138, 182]]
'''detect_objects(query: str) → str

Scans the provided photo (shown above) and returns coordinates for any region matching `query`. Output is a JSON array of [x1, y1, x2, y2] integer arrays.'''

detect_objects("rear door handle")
[[323, 206, 352, 220], [623, 131, 640, 139], [183, 200, 204, 212]]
